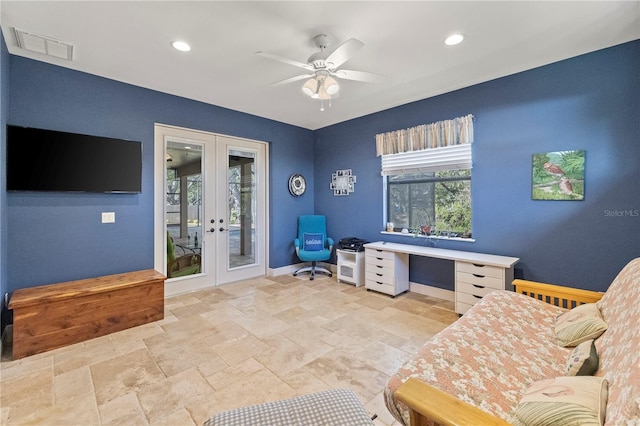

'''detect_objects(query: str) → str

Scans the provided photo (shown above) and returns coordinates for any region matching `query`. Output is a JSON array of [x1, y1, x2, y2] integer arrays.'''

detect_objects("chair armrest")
[[394, 378, 511, 426], [326, 237, 334, 252], [513, 279, 604, 308], [294, 238, 300, 256]]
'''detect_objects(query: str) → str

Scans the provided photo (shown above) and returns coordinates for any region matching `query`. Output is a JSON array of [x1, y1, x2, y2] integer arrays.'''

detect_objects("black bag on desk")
[[337, 237, 369, 252]]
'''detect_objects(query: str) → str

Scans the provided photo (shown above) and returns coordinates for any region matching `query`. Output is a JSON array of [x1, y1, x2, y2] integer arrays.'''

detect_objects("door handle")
[[219, 227, 227, 232], [207, 228, 215, 233]]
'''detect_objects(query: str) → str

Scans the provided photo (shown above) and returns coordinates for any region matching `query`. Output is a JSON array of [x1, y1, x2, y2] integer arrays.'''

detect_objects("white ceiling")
[[2, 1, 639, 130]]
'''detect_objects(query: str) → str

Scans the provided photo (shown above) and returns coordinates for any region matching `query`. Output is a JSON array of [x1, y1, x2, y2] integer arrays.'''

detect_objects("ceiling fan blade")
[[256, 51, 313, 71], [332, 69, 389, 84], [270, 73, 315, 87], [325, 38, 364, 69]]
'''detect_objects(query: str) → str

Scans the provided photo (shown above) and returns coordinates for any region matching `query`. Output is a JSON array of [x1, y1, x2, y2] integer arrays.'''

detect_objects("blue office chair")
[[293, 215, 334, 280]]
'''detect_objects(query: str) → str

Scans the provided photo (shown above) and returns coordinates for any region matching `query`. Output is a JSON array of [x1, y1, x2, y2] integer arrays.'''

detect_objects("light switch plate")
[[102, 212, 115, 223]]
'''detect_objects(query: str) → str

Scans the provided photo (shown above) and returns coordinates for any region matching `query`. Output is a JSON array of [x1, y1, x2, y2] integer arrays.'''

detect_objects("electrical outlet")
[[101, 212, 115, 223]]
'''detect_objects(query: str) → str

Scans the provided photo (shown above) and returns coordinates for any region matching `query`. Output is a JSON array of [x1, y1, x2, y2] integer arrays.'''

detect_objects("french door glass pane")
[[165, 141, 203, 278], [228, 150, 256, 268]]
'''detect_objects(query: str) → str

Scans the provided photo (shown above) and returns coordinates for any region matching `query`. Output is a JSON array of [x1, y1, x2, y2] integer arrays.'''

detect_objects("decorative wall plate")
[[288, 173, 306, 197]]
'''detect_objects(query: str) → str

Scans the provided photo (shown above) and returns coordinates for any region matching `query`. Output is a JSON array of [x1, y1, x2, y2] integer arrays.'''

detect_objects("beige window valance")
[[375, 114, 474, 157]]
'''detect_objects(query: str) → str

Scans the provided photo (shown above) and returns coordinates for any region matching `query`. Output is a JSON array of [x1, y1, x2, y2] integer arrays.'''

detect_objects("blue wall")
[[3, 40, 639, 299], [1, 32, 9, 331], [315, 40, 640, 292], [6, 56, 314, 291]]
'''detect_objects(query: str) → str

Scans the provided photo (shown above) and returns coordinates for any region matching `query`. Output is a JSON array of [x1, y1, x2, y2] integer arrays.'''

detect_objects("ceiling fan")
[[257, 34, 387, 110]]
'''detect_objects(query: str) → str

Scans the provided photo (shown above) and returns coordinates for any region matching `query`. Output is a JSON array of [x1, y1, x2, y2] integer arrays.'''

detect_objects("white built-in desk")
[[364, 242, 519, 314]]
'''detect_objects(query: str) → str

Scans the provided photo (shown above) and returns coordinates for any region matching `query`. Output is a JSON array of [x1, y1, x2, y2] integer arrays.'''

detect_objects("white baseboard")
[[409, 282, 455, 302], [270, 265, 451, 302], [268, 263, 305, 276]]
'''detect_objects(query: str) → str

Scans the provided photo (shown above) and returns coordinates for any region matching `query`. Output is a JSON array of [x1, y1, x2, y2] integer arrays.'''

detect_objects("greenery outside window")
[[386, 169, 471, 238]]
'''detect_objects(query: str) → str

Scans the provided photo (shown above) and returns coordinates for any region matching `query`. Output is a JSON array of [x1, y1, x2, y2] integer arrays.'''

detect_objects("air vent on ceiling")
[[13, 28, 74, 61]]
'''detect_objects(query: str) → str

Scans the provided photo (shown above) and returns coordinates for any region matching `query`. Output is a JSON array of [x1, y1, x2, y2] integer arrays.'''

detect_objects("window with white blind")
[[380, 125, 473, 238], [386, 168, 471, 238]]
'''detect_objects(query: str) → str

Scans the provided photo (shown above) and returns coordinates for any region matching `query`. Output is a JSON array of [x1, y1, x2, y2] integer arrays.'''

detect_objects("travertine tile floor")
[[0, 274, 458, 425]]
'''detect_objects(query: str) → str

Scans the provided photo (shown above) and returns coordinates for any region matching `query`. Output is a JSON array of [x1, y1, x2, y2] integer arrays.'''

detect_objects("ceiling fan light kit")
[[302, 71, 339, 100], [301, 79, 317, 97], [258, 33, 387, 111], [324, 76, 339, 95]]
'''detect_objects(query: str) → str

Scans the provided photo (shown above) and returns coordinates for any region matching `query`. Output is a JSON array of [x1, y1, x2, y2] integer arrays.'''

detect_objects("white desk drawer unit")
[[364, 248, 409, 297], [363, 242, 519, 314], [455, 261, 513, 314]]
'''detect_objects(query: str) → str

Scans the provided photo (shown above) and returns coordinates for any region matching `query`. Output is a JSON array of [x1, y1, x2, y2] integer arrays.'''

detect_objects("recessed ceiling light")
[[444, 34, 464, 46], [171, 41, 191, 52]]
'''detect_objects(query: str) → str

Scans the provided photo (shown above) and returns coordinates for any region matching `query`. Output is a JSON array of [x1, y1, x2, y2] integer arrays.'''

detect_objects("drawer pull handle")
[[473, 274, 485, 278], [376, 273, 383, 277], [376, 257, 383, 260], [376, 281, 383, 285], [473, 294, 482, 299], [377, 265, 383, 268], [472, 263, 485, 267], [376, 250, 383, 253], [472, 284, 485, 289]]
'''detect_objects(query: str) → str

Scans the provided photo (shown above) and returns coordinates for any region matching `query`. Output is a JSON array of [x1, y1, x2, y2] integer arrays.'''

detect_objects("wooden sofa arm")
[[513, 279, 604, 308], [394, 378, 511, 426]]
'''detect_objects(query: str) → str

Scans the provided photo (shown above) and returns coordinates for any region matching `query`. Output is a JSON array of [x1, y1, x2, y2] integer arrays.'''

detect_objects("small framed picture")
[[331, 169, 357, 196]]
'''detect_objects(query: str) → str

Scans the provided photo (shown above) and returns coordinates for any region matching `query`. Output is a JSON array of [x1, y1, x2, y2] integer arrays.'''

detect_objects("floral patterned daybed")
[[385, 257, 640, 426]]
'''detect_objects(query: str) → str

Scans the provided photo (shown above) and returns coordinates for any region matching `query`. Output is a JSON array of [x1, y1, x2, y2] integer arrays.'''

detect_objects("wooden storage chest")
[[8, 269, 166, 359]]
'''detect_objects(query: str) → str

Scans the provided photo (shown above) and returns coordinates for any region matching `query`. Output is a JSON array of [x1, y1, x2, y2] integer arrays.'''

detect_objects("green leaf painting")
[[532, 150, 585, 200]]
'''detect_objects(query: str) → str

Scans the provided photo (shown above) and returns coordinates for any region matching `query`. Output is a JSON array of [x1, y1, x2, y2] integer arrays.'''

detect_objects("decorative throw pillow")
[[566, 339, 599, 376], [513, 376, 608, 426], [555, 303, 607, 347], [302, 233, 324, 251]]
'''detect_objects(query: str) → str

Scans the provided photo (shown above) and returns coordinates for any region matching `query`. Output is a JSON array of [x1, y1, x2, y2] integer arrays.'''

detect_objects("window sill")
[[380, 231, 475, 243]]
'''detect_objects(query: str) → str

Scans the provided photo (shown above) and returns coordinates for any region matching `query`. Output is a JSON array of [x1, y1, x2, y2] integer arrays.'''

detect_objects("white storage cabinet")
[[337, 249, 365, 287]]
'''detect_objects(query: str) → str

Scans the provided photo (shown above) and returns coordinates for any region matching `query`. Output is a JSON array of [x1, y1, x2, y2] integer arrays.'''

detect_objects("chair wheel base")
[[293, 262, 332, 280]]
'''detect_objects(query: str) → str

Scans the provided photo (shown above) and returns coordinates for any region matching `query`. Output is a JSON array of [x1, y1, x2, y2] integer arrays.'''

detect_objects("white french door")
[[215, 136, 267, 284], [154, 124, 268, 296]]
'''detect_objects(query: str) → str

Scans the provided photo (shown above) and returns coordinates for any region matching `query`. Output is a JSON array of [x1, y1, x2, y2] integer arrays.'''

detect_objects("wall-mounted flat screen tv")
[[6, 125, 142, 193]]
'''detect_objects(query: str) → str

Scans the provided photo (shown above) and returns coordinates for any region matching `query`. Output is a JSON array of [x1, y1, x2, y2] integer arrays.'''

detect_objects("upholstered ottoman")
[[204, 388, 374, 426]]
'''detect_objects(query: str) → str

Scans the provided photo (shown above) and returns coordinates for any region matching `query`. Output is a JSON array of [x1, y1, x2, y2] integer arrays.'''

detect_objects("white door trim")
[[153, 123, 269, 297]]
